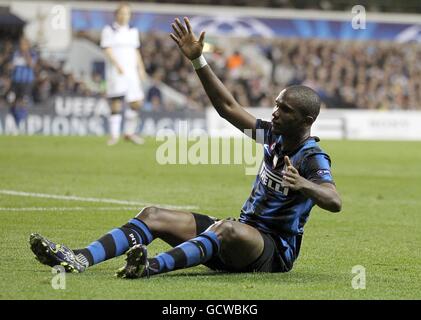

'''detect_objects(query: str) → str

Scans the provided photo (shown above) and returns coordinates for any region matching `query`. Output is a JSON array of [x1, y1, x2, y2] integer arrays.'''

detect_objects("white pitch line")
[[0, 190, 199, 211], [0, 207, 139, 212]]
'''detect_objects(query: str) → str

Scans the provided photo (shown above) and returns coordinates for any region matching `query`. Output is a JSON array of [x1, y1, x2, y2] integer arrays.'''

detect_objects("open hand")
[[170, 17, 205, 61]]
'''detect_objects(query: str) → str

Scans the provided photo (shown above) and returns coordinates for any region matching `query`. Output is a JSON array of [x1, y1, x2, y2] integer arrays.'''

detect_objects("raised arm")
[[170, 17, 256, 133]]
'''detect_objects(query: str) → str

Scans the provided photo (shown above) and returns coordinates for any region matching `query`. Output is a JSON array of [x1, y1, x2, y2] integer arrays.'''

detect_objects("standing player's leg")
[[9, 83, 30, 127], [117, 219, 265, 278], [123, 100, 144, 144], [29, 207, 212, 273], [108, 97, 124, 146], [123, 74, 145, 144]]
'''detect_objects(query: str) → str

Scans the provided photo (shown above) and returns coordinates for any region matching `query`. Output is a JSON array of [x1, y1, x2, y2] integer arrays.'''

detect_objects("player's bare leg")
[[123, 100, 144, 145], [108, 97, 123, 146], [116, 216, 265, 278], [207, 220, 264, 269], [135, 206, 198, 246], [137, 210, 264, 267]]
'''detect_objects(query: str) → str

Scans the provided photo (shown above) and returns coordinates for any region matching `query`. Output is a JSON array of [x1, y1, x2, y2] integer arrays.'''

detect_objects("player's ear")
[[304, 115, 314, 125]]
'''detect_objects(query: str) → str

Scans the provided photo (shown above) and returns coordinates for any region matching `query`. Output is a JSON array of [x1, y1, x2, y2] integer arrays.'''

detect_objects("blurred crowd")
[[140, 33, 277, 110], [140, 33, 421, 110], [2, 34, 421, 112], [0, 39, 101, 108], [264, 38, 421, 110]]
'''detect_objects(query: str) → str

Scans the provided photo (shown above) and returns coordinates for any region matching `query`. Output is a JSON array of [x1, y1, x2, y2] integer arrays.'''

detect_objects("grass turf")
[[0, 136, 420, 299]]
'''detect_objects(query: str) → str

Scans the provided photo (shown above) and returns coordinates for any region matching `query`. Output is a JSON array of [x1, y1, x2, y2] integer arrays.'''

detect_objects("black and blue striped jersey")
[[239, 119, 335, 268]]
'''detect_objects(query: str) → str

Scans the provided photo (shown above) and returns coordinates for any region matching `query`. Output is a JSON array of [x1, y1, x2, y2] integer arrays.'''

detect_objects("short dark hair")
[[114, 2, 131, 16], [284, 85, 321, 122]]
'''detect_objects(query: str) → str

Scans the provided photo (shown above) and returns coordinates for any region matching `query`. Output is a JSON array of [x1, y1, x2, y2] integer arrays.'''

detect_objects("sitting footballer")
[[29, 18, 342, 278]]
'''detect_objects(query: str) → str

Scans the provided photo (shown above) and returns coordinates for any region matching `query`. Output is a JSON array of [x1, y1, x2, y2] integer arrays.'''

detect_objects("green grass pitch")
[[0, 135, 420, 299]]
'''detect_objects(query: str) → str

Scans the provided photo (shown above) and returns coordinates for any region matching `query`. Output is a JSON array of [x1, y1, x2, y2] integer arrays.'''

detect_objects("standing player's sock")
[[73, 218, 153, 268], [109, 113, 122, 140], [123, 108, 139, 137], [146, 230, 220, 276]]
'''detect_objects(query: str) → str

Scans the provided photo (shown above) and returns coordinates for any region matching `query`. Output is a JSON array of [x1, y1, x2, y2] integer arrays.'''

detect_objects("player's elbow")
[[216, 102, 240, 120], [215, 103, 234, 119], [215, 106, 229, 119]]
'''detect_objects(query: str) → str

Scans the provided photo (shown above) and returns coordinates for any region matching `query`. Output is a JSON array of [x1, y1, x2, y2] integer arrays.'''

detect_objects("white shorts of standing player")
[[107, 70, 145, 146]]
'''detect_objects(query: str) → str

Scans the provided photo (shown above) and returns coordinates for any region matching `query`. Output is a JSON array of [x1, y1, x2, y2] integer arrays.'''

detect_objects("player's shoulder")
[[297, 137, 331, 166], [101, 24, 117, 39], [256, 119, 272, 131], [102, 24, 114, 32], [128, 24, 138, 32], [256, 119, 277, 146], [303, 137, 323, 151]]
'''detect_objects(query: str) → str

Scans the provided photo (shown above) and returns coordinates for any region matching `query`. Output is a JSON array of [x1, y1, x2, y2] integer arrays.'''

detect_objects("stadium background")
[[0, 0, 420, 300]]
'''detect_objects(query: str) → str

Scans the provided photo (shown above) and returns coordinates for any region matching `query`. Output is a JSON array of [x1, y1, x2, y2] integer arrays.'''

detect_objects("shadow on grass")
[[42, 261, 336, 285], [158, 269, 335, 284]]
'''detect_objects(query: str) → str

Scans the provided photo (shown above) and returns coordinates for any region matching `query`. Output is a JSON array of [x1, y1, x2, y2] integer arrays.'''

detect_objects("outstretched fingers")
[[171, 23, 183, 38], [184, 17, 192, 34], [175, 18, 187, 35], [183, 17, 204, 43], [169, 33, 180, 45]]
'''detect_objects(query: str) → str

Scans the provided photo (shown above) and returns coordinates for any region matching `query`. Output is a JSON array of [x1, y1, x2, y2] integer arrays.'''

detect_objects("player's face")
[[19, 39, 29, 51], [271, 91, 304, 135], [116, 6, 131, 26]]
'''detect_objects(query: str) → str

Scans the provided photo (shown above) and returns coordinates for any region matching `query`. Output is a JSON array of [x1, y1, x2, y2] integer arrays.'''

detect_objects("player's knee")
[[135, 206, 161, 222], [110, 100, 122, 113], [211, 220, 237, 242]]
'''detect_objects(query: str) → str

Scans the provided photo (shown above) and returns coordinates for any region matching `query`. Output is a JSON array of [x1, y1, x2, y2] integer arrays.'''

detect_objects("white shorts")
[[106, 70, 144, 103]]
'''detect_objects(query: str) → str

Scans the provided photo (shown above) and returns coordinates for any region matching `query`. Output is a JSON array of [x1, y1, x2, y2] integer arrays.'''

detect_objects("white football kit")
[[101, 23, 144, 102]]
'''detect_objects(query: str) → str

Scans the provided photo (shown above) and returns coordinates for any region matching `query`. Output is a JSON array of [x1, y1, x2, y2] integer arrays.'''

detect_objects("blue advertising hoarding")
[[71, 9, 421, 42]]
